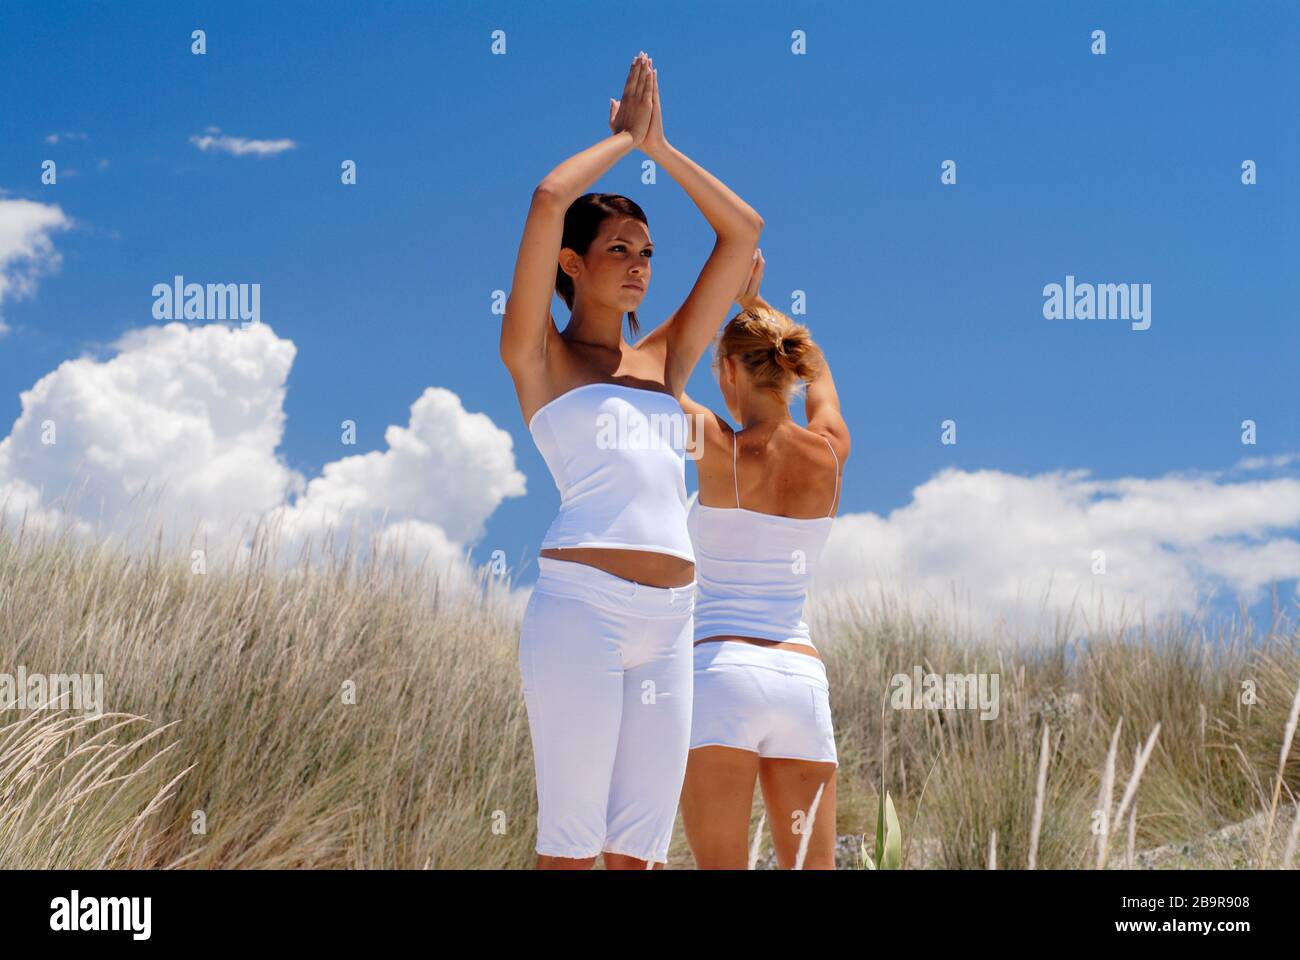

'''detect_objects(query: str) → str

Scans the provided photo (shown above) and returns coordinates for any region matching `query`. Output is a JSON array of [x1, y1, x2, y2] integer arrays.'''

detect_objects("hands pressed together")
[[608, 51, 667, 156]]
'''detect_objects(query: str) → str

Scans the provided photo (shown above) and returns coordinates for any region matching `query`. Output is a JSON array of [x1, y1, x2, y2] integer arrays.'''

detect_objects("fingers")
[[633, 53, 649, 101], [622, 54, 641, 98]]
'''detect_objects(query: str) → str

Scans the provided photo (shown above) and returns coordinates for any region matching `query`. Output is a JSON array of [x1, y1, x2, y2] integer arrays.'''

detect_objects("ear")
[[557, 247, 582, 280]]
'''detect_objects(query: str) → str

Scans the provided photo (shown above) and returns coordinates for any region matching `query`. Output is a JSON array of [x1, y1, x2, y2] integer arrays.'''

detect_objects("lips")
[[623, 283, 645, 292]]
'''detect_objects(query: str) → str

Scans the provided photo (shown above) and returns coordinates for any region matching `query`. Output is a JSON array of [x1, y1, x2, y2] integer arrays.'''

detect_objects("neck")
[[564, 297, 625, 351], [736, 384, 792, 431]]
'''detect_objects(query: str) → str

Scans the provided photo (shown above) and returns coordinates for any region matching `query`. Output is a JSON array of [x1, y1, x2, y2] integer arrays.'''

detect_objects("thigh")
[[602, 610, 693, 864], [680, 745, 760, 869], [758, 759, 837, 869], [518, 590, 625, 860]]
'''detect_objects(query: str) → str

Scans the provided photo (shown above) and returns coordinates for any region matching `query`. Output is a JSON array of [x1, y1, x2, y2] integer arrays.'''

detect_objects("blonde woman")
[[501, 52, 763, 869], [677, 251, 848, 869]]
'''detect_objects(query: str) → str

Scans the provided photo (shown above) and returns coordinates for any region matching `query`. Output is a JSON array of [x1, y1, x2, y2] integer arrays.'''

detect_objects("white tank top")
[[687, 429, 839, 648], [529, 382, 695, 562]]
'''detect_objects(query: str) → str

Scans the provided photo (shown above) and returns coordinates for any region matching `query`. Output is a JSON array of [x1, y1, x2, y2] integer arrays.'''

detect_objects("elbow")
[[719, 211, 763, 242], [532, 182, 564, 207]]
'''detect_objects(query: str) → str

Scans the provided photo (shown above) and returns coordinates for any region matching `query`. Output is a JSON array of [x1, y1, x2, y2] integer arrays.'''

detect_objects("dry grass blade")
[[1094, 717, 1123, 869], [794, 782, 826, 870], [1028, 722, 1050, 870], [747, 810, 766, 870], [1261, 673, 1300, 866]]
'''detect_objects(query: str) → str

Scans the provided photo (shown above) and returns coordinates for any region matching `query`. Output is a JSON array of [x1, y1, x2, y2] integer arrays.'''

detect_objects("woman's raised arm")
[[805, 345, 850, 461], [499, 54, 654, 371], [636, 64, 764, 393]]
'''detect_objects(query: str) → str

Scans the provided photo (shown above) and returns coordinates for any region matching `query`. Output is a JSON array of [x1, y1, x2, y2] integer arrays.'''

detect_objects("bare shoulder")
[[678, 389, 732, 460], [804, 419, 850, 466], [507, 319, 579, 425], [777, 422, 846, 473]]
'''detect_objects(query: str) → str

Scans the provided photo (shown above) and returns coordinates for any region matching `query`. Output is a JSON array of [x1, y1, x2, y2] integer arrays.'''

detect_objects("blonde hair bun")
[[715, 304, 823, 403]]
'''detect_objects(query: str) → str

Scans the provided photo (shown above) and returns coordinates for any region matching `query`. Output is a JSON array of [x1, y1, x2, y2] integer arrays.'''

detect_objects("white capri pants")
[[518, 556, 695, 862], [690, 640, 838, 765]]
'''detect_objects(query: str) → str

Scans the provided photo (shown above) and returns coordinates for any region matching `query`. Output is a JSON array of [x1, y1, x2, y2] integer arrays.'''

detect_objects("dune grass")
[[1, 515, 1296, 869], [814, 586, 1300, 869]]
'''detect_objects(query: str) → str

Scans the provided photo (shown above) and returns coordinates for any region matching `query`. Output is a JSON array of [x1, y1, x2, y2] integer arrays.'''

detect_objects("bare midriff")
[[539, 546, 695, 589], [694, 635, 822, 660]]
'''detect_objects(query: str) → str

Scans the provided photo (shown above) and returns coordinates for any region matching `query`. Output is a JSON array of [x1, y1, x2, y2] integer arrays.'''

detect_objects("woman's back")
[[688, 421, 841, 649], [696, 421, 841, 517]]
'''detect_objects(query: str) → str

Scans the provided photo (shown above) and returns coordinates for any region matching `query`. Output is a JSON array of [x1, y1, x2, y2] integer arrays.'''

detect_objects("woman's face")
[[569, 215, 653, 311]]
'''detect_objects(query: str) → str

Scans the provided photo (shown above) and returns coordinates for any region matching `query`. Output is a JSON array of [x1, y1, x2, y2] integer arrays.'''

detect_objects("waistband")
[[533, 556, 696, 617], [693, 639, 828, 684]]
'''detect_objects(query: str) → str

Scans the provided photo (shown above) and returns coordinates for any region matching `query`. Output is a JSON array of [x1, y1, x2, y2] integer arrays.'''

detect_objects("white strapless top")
[[528, 382, 695, 563]]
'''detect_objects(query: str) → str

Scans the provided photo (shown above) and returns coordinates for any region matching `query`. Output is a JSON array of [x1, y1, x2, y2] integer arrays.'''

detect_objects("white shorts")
[[518, 556, 695, 862], [690, 640, 838, 765]]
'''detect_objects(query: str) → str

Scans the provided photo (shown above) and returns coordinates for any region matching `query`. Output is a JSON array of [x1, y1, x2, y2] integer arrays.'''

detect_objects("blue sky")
[[0, 1, 1296, 631]]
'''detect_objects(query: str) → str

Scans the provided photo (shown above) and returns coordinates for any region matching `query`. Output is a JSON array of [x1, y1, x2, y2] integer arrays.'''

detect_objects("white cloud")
[[189, 128, 297, 158], [0, 198, 73, 336], [266, 384, 529, 586], [0, 322, 527, 591], [44, 132, 88, 145], [815, 465, 1300, 639], [1235, 452, 1300, 472]]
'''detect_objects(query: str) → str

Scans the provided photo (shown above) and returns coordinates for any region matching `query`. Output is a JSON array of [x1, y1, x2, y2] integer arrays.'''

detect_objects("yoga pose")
[[500, 52, 763, 869], [677, 250, 849, 869]]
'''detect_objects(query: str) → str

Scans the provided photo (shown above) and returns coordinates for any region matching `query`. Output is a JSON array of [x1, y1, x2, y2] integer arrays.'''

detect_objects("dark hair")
[[715, 304, 824, 405], [555, 193, 647, 338]]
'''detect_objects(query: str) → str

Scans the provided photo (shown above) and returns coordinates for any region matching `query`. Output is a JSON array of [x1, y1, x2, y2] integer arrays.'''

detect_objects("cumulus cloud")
[[189, 127, 297, 158], [0, 322, 527, 590], [814, 465, 1300, 639], [0, 197, 73, 335], [266, 385, 529, 584]]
